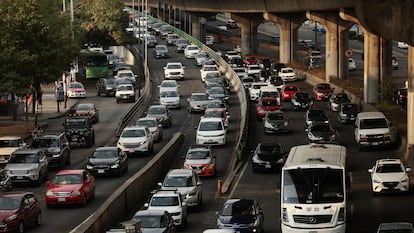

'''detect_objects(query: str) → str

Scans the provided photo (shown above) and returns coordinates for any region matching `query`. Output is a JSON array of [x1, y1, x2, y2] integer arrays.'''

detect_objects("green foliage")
[[0, 0, 79, 96], [76, 0, 132, 46]]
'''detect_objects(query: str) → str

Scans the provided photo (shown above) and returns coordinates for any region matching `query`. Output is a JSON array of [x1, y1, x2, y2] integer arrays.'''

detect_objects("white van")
[[354, 111, 395, 150]]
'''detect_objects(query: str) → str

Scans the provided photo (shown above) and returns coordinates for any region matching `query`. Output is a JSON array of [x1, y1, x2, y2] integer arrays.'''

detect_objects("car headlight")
[[186, 190, 197, 198], [282, 208, 289, 222], [252, 155, 261, 163], [293, 101, 300, 106], [339, 113, 347, 117], [30, 168, 38, 173], [46, 190, 54, 196], [52, 154, 61, 158], [338, 207, 345, 222], [71, 190, 81, 196], [111, 163, 120, 169], [6, 214, 18, 221], [401, 176, 409, 183], [264, 121, 272, 128], [330, 134, 336, 140]]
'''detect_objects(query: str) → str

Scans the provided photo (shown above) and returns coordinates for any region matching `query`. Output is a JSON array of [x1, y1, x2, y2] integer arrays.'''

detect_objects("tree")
[[0, 0, 79, 119], [76, 0, 133, 47]]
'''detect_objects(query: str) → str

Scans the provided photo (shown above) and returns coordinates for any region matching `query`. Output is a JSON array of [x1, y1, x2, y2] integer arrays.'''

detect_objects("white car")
[[368, 158, 411, 194], [248, 82, 268, 101], [398, 41, 409, 49], [159, 89, 181, 109], [115, 69, 137, 80], [115, 84, 135, 103], [144, 190, 188, 227], [194, 52, 209, 66], [348, 58, 357, 71], [158, 80, 180, 94], [195, 117, 227, 146], [0, 136, 27, 165], [136, 117, 163, 142], [184, 45, 200, 58], [233, 67, 248, 79], [224, 50, 241, 61], [117, 126, 154, 156], [67, 81, 87, 98], [278, 67, 297, 82], [246, 64, 262, 77], [200, 65, 219, 83], [158, 169, 203, 209], [164, 62, 185, 80]]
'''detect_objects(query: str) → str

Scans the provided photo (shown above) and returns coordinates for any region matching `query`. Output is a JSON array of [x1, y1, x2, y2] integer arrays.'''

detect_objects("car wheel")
[[34, 212, 42, 226], [17, 221, 24, 233]]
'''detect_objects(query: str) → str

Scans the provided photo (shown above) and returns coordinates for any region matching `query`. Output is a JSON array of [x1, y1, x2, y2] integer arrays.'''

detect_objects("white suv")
[[164, 62, 185, 80], [145, 190, 188, 228], [115, 84, 135, 103], [184, 45, 200, 58], [158, 169, 203, 210], [368, 158, 411, 194], [117, 126, 154, 156], [196, 117, 227, 145], [0, 136, 27, 166]]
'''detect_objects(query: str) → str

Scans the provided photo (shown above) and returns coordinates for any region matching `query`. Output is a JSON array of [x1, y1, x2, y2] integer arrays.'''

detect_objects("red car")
[[182, 145, 216, 177], [0, 191, 42, 233], [45, 169, 95, 208], [313, 83, 334, 100], [72, 103, 100, 123], [226, 19, 239, 28], [242, 56, 258, 66], [255, 97, 281, 119], [281, 84, 300, 101]]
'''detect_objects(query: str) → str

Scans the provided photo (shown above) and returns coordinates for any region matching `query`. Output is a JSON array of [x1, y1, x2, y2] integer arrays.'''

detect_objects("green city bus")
[[82, 51, 109, 79]]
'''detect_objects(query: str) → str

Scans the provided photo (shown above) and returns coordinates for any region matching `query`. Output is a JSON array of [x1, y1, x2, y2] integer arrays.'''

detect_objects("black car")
[[86, 147, 128, 177], [304, 108, 329, 129], [306, 122, 337, 144], [337, 103, 360, 124], [31, 133, 71, 169], [153, 45, 170, 59], [96, 78, 117, 97], [216, 198, 264, 233], [329, 92, 351, 112], [251, 142, 287, 173], [291, 92, 313, 111], [394, 87, 407, 107], [132, 210, 176, 233]]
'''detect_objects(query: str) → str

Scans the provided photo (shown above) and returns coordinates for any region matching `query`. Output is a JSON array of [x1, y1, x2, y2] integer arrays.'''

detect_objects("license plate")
[[16, 176, 23, 179], [208, 139, 214, 142], [195, 170, 202, 174], [372, 142, 379, 145], [98, 169, 105, 174], [309, 231, 318, 233], [265, 164, 272, 168], [58, 197, 66, 202], [122, 96, 128, 99]]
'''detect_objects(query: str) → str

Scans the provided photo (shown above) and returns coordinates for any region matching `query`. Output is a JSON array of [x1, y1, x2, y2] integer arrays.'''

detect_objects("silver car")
[[136, 117, 163, 142], [187, 93, 211, 113], [145, 105, 172, 128], [5, 149, 48, 186], [263, 111, 289, 134]]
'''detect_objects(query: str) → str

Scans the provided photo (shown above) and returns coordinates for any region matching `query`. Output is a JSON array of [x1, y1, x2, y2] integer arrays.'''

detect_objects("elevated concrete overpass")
[[124, 0, 414, 177]]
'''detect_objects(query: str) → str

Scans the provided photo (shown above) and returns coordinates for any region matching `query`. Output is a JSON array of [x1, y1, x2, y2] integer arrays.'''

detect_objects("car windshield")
[[360, 118, 388, 129], [260, 100, 277, 107], [117, 85, 133, 91], [284, 86, 298, 91], [150, 196, 179, 206], [317, 84, 331, 90], [92, 149, 117, 159], [53, 174, 82, 185], [133, 215, 164, 228], [137, 119, 157, 127], [161, 91, 178, 97], [199, 121, 223, 131], [161, 82, 176, 87], [376, 163, 403, 173], [204, 66, 218, 72], [32, 138, 59, 148], [76, 104, 93, 111], [121, 129, 145, 137], [192, 94, 208, 101], [281, 69, 293, 73], [65, 118, 88, 128], [221, 199, 254, 216], [8, 153, 38, 163], [378, 228, 413, 233], [118, 73, 133, 78], [70, 83, 83, 88], [295, 93, 310, 100], [106, 79, 117, 85], [311, 124, 332, 132], [0, 139, 20, 147], [0, 197, 20, 210], [205, 111, 224, 118], [207, 102, 224, 109], [342, 104, 359, 113], [164, 176, 194, 187], [167, 64, 181, 69], [267, 113, 284, 120], [187, 150, 210, 159], [308, 110, 326, 119], [209, 88, 224, 95], [283, 168, 344, 204], [148, 107, 166, 115]]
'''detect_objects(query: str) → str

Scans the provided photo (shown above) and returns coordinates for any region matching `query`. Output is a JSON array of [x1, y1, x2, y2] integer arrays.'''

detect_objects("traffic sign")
[[345, 48, 353, 58]]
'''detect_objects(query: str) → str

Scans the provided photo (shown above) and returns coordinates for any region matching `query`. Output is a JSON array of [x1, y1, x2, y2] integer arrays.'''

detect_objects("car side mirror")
[[46, 181, 52, 186], [197, 181, 202, 186], [368, 168, 373, 173], [144, 203, 149, 208], [182, 66, 186, 69], [163, 67, 166, 70], [157, 182, 162, 188], [406, 167, 412, 172]]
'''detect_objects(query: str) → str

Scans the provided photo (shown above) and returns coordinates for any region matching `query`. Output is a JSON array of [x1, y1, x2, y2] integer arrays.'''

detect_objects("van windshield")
[[360, 118, 388, 129], [283, 168, 344, 204]]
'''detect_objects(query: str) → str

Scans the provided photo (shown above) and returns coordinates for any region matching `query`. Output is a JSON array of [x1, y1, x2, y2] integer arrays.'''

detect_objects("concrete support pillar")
[[190, 13, 207, 43], [230, 13, 263, 55], [407, 46, 414, 149], [307, 11, 353, 82], [363, 33, 380, 103], [263, 13, 305, 64]]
